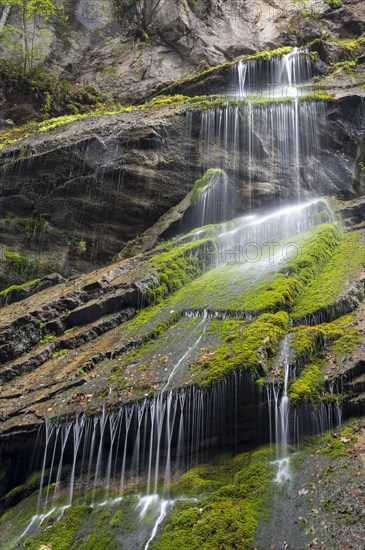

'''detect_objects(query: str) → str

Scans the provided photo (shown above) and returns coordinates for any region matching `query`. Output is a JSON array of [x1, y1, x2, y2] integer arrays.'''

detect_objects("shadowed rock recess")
[[0, 2, 365, 549]]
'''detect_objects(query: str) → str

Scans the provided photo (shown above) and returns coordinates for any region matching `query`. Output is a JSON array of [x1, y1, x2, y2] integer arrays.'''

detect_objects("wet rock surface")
[[1, 97, 364, 279], [254, 419, 365, 550]]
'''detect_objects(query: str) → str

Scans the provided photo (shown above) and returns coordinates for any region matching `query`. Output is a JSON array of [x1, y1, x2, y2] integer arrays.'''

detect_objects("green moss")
[[289, 362, 324, 406], [24, 505, 91, 550], [146, 238, 216, 304], [78, 533, 115, 549], [109, 509, 124, 528], [38, 335, 55, 345], [156, 447, 274, 550], [290, 314, 360, 363], [52, 349, 69, 359], [319, 427, 356, 458], [237, 224, 342, 315], [291, 229, 364, 320], [330, 60, 356, 75], [0, 251, 41, 292], [0, 490, 41, 546], [118, 302, 172, 339], [331, 328, 362, 355], [291, 327, 323, 363], [326, 34, 365, 75], [192, 312, 288, 386], [159, 259, 279, 314], [4, 471, 43, 508], [155, 223, 341, 317], [253, 96, 295, 106], [0, 94, 224, 150], [111, 223, 346, 391], [298, 90, 334, 102], [170, 462, 230, 497], [289, 314, 362, 406], [0, 278, 40, 298], [247, 46, 293, 60], [325, 0, 341, 7], [64, 327, 76, 335], [336, 37, 363, 52], [191, 168, 226, 202]]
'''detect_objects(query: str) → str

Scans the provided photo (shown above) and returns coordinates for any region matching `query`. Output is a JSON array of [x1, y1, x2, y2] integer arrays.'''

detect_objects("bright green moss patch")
[[238, 223, 342, 314], [169, 457, 235, 497], [291, 326, 323, 364], [283, 223, 341, 282], [155, 447, 274, 550], [0, 278, 40, 298], [191, 312, 288, 386], [38, 334, 55, 345], [289, 362, 324, 406], [291, 229, 364, 320], [191, 168, 226, 202], [240, 272, 300, 313], [290, 314, 360, 363], [52, 349, 69, 359], [298, 90, 334, 102], [289, 314, 362, 407], [146, 238, 216, 304], [325, 0, 342, 8], [331, 327, 362, 355], [153, 223, 341, 316], [159, 259, 280, 314], [247, 46, 293, 60]]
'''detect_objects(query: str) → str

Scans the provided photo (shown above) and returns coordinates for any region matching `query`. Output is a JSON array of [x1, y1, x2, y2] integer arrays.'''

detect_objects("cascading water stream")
[[12, 47, 341, 548], [234, 47, 312, 99], [198, 47, 326, 208]]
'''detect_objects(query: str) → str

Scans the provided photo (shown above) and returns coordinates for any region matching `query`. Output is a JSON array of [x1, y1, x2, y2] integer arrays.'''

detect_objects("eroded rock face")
[[0, 0, 364, 118], [0, 107, 197, 279], [45, 0, 365, 103]]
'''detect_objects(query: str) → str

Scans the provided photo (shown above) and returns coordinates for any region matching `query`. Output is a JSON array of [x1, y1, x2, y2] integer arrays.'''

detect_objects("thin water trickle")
[[161, 310, 208, 393]]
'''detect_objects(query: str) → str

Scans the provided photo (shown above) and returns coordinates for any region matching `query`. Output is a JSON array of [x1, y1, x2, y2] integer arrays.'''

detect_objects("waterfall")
[[199, 101, 326, 206], [17, 370, 263, 542], [161, 311, 209, 394], [234, 47, 312, 99], [196, 48, 325, 211], [6, 46, 352, 548]]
